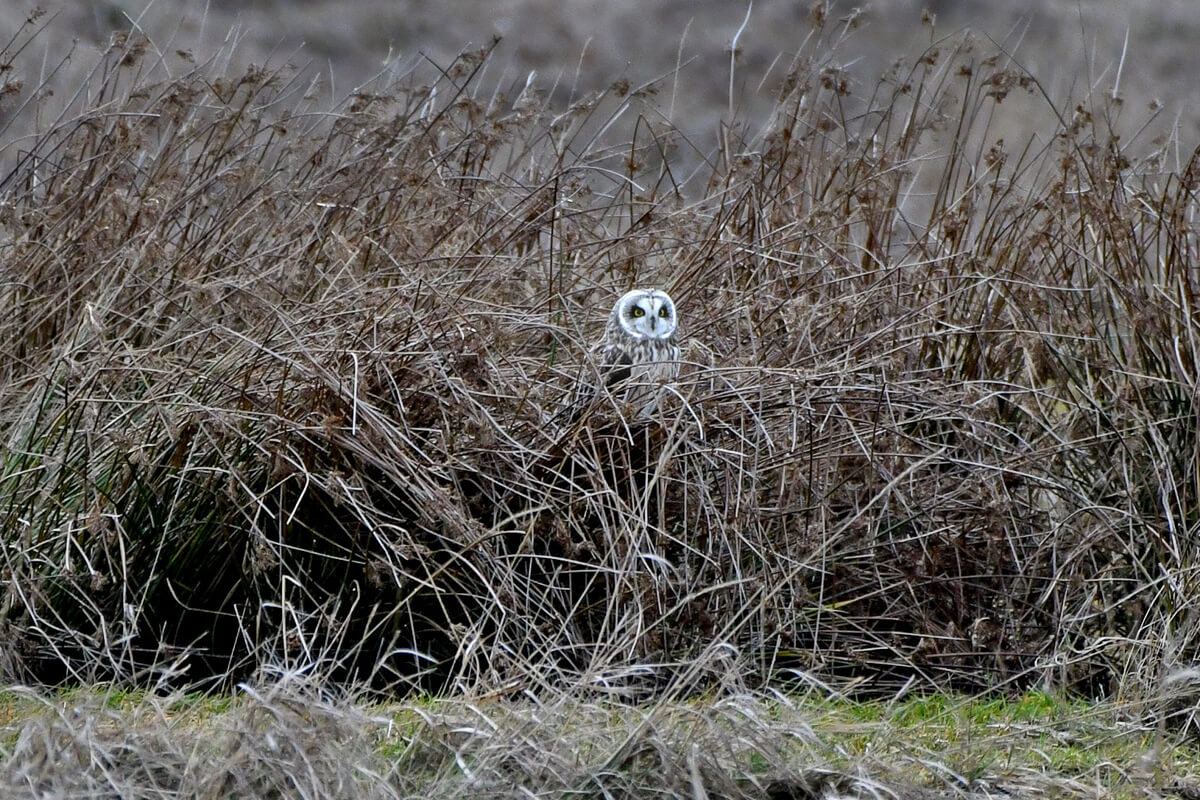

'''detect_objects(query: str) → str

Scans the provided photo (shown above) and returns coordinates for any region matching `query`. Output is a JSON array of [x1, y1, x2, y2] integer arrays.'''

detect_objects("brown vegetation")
[[1, 0, 1199, 736]]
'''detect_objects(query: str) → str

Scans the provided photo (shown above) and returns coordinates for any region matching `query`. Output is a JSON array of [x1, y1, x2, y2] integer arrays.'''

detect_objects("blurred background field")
[[16, 0, 1200, 147], [4, 2, 1200, 797]]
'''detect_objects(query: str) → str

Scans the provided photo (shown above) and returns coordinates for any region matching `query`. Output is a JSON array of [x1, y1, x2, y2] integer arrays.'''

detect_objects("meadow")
[[3, 7, 1200, 797]]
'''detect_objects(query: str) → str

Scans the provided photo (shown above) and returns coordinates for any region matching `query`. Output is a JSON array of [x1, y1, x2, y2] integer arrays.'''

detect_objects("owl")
[[569, 288, 681, 420]]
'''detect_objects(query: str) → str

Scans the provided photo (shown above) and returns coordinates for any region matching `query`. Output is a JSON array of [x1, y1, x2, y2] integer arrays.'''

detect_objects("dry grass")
[[3, 6, 1200, 797], [4, 683, 1198, 798]]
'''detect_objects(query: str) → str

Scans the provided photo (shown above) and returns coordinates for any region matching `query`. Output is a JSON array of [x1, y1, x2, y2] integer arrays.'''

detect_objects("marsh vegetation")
[[3, 5, 1200, 797]]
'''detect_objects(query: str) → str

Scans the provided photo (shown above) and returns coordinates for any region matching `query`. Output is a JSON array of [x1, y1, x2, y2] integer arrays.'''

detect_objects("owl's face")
[[612, 289, 678, 340]]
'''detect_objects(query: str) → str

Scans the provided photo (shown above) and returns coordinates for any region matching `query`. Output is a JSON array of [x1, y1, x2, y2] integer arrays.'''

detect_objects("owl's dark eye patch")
[[658, 306, 669, 318], [631, 306, 645, 318]]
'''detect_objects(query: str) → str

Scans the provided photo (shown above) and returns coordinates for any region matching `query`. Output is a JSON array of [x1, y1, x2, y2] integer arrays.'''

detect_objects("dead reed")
[[0, 0, 1197, 754]]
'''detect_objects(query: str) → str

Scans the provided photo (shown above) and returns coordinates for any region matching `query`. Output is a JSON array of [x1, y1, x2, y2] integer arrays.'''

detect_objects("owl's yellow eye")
[[658, 307, 668, 318], [631, 306, 645, 318]]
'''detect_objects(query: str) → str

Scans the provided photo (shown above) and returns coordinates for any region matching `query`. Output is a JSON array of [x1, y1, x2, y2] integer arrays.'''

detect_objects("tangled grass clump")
[[1, 11, 1199, 714]]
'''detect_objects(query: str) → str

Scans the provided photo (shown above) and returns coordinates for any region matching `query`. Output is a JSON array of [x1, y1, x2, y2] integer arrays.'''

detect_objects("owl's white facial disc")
[[615, 289, 677, 340]]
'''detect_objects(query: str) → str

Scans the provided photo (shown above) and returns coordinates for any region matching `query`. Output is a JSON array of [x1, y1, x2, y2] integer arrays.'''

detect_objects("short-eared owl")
[[577, 288, 681, 418]]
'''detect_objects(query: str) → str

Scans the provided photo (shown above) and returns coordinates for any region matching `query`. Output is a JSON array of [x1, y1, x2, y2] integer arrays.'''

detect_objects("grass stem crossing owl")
[[577, 288, 681, 419]]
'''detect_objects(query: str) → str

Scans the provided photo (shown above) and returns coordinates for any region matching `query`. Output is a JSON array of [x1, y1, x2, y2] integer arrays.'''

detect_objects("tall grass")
[[0, 7, 1198, 719]]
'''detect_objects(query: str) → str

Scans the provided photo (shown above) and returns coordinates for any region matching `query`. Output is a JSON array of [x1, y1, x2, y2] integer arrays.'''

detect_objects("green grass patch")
[[3, 686, 1194, 798]]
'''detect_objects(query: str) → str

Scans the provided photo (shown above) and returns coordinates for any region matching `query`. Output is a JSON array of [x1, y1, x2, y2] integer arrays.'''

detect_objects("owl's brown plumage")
[[567, 288, 680, 421]]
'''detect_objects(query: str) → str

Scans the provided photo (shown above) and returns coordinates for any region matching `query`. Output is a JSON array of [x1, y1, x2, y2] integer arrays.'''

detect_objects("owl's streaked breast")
[[561, 287, 682, 423], [602, 337, 680, 416]]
